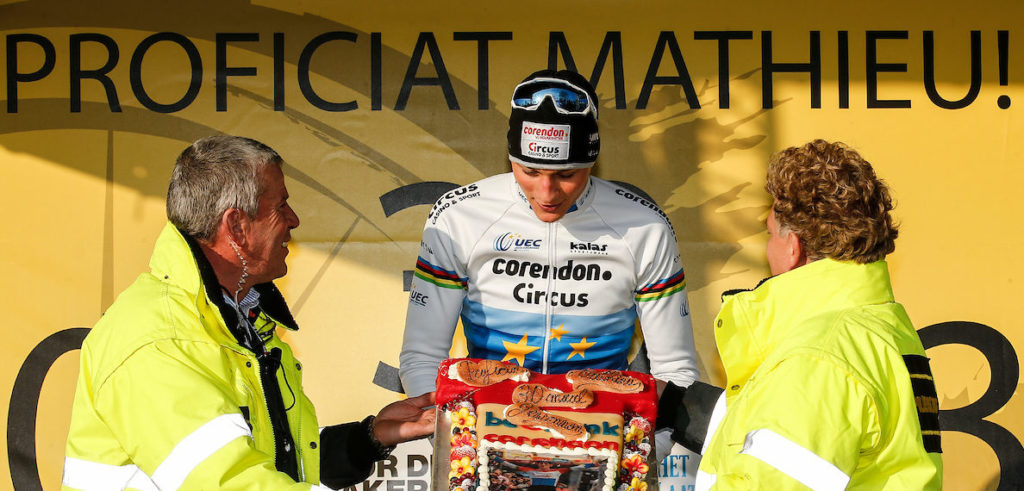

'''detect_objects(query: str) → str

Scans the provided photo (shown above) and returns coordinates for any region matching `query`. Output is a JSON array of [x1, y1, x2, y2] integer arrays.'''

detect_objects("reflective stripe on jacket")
[[63, 223, 335, 490], [698, 259, 942, 490]]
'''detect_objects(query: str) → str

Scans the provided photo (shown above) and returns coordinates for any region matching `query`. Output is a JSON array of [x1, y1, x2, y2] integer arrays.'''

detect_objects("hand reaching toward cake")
[[373, 391, 437, 446]]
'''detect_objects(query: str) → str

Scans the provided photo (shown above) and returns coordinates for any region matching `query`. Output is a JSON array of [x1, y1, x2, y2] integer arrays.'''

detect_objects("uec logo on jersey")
[[494, 232, 542, 252]]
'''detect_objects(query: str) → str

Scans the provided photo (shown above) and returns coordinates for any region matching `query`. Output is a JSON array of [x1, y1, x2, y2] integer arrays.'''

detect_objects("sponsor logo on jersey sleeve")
[[409, 288, 429, 307], [419, 241, 435, 256], [613, 187, 674, 230], [428, 183, 480, 224]]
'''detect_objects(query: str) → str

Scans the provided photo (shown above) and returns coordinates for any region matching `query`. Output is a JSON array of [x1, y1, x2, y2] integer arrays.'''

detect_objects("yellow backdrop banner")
[[1, 1, 1021, 489]]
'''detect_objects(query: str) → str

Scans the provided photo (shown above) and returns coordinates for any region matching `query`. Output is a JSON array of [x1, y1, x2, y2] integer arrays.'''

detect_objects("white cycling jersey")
[[398, 173, 699, 397]]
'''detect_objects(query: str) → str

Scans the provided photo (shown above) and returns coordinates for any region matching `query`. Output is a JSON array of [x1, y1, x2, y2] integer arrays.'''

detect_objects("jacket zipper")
[[541, 221, 555, 374], [255, 348, 299, 481], [295, 367, 304, 482], [252, 352, 279, 462]]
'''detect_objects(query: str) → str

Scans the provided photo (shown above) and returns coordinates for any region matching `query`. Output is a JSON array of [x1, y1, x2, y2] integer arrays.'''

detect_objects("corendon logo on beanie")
[[521, 122, 570, 161]]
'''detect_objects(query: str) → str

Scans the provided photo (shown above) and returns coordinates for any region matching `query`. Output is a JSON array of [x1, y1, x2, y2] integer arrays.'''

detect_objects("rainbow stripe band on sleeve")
[[634, 269, 685, 302], [414, 257, 468, 289]]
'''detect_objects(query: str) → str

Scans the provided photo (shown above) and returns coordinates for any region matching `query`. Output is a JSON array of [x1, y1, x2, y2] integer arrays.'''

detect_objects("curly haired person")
[[657, 140, 942, 490]]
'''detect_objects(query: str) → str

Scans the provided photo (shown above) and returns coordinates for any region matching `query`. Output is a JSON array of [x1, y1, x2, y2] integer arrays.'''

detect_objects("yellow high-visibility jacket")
[[698, 259, 942, 490], [63, 223, 378, 490]]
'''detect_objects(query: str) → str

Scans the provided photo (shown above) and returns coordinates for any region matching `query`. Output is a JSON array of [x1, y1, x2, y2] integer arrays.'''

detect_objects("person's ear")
[[784, 229, 808, 271], [222, 208, 247, 247]]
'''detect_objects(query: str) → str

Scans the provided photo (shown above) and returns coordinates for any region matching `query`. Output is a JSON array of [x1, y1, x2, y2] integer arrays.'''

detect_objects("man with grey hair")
[[63, 135, 435, 490]]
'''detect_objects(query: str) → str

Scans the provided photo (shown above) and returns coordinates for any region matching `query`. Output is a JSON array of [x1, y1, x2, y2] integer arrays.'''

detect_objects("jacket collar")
[[148, 223, 300, 342], [510, 172, 595, 218], [715, 258, 894, 391]]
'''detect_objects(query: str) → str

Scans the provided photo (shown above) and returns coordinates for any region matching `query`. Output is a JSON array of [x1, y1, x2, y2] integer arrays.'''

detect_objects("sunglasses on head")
[[511, 78, 597, 118]]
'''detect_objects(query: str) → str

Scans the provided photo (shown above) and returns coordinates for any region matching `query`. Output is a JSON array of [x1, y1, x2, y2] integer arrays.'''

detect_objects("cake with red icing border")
[[434, 358, 657, 491]]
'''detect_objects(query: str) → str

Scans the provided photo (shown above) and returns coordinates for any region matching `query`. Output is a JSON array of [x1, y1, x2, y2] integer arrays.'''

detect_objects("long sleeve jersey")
[[399, 173, 699, 397]]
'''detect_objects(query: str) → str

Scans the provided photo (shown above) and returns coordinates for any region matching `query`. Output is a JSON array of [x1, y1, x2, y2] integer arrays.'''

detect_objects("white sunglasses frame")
[[510, 77, 598, 119]]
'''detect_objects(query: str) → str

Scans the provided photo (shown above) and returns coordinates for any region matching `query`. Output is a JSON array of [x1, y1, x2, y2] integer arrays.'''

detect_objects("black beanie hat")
[[507, 70, 600, 169]]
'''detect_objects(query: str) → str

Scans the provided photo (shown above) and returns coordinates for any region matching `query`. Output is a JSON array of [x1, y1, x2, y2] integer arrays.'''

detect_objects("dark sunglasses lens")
[[512, 84, 590, 112]]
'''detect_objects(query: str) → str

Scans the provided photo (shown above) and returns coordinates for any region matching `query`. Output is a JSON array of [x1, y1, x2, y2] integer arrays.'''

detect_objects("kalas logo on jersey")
[[570, 241, 608, 254], [494, 232, 542, 252]]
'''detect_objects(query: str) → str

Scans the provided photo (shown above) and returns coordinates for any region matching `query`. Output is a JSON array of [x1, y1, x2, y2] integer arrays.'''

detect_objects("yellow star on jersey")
[[549, 324, 570, 342], [567, 337, 596, 360], [502, 334, 540, 366]]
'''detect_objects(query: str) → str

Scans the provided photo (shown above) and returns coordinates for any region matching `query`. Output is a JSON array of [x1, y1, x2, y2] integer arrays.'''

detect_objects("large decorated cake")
[[433, 358, 658, 491]]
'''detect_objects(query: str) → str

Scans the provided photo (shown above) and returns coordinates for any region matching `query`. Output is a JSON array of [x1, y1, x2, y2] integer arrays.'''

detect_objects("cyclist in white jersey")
[[399, 70, 699, 403]]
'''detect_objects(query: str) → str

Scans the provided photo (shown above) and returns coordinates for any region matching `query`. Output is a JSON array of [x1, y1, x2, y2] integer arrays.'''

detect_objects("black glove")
[[657, 381, 724, 454]]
